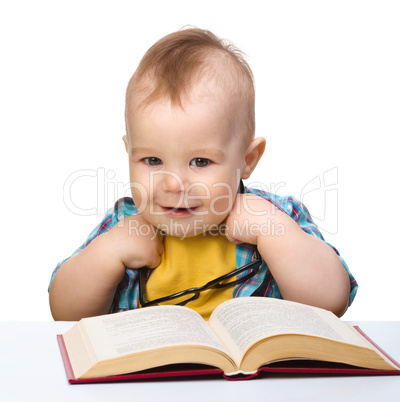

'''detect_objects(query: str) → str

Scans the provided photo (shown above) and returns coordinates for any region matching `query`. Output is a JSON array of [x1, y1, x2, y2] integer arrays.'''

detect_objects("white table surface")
[[0, 321, 399, 402]]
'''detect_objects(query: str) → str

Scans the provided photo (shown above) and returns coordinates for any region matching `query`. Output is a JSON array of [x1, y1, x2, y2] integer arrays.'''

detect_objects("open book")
[[58, 297, 400, 383]]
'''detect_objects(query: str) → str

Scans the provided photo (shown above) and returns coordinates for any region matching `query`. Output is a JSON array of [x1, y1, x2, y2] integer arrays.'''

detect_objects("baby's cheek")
[[130, 185, 149, 214], [209, 195, 234, 218], [207, 184, 237, 217]]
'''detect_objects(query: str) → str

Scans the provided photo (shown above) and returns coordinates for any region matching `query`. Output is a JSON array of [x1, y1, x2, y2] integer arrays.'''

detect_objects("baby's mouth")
[[161, 206, 198, 216]]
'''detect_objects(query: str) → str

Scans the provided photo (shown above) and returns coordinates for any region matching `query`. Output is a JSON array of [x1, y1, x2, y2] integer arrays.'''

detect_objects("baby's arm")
[[49, 215, 163, 321], [224, 194, 350, 317]]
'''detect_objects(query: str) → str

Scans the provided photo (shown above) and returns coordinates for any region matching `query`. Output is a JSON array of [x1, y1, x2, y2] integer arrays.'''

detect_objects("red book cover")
[[57, 326, 400, 384]]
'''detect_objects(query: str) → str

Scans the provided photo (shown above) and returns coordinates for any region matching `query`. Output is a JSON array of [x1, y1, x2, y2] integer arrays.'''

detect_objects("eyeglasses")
[[139, 250, 262, 308]]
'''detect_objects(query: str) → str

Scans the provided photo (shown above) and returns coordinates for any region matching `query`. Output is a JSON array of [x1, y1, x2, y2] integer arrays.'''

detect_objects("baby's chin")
[[156, 220, 228, 239]]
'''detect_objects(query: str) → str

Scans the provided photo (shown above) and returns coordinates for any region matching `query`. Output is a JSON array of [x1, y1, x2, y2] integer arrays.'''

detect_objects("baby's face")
[[124, 95, 249, 238]]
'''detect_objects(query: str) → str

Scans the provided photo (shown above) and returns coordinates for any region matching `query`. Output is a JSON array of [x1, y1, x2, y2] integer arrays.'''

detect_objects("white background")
[[1, 0, 399, 321]]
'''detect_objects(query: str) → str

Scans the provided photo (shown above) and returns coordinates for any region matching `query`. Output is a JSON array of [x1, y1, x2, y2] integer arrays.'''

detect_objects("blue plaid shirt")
[[50, 187, 358, 313]]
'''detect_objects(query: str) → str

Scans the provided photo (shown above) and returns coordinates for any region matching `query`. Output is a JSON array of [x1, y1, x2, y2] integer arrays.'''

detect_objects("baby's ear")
[[122, 135, 129, 153], [241, 137, 266, 180]]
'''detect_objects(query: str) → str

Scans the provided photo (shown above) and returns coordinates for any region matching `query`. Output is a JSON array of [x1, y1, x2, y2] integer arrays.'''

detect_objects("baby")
[[49, 28, 357, 321]]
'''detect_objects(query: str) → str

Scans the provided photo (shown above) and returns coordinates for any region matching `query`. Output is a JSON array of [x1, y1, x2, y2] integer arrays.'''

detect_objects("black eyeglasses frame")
[[138, 249, 262, 308]]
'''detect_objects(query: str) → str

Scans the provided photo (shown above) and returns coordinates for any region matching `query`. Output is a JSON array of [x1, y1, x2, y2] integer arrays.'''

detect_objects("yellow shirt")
[[146, 234, 237, 320]]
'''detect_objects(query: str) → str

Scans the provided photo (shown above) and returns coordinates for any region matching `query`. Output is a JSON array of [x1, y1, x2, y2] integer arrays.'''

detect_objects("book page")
[[209, 297, 372, 364], [82, 305, 229, 362]]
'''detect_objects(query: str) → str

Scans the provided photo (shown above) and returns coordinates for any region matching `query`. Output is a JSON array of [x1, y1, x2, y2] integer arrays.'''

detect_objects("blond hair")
[[125, 28, 255, 145]]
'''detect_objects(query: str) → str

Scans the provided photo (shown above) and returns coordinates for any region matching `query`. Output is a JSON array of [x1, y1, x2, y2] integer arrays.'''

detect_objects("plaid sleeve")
[[48, 197, 137, 289], [244, 187, 358, 306]]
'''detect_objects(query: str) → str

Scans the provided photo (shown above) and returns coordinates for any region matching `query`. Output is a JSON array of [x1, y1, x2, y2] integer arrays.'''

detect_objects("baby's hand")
[[224, 193, 276, 245], [108, 215, 164, 269]]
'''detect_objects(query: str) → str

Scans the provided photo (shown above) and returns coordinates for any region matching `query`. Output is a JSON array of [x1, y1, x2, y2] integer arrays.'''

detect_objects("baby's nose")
[[157, 170, 186, 193]]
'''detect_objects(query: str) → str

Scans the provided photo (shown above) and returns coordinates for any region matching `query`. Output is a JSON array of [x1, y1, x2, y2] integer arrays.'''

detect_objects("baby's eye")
[[190, 158, 211, 168], [143, 157, 162, 166]]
